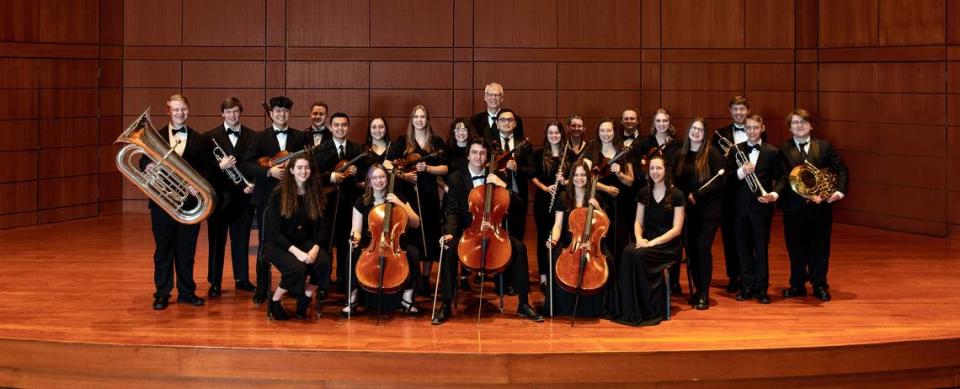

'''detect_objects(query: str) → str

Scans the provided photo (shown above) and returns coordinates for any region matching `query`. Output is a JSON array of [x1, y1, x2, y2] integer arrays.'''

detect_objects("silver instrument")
[[717, 131, 767, 196], [115, 108, 216, 224], [211, 137, 253, 189]]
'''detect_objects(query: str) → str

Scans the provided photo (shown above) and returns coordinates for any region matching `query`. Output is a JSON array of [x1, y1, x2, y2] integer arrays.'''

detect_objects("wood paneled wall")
[[2, 0, 958, 236], [0, 0, 122, 229]]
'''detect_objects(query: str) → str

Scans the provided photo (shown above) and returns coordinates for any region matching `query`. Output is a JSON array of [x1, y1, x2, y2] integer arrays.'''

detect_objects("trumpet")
[[115, 108, 216, 224], [715, 131, 734, 157], [717, 131, 767, 196], [211, 138, 253, 189]]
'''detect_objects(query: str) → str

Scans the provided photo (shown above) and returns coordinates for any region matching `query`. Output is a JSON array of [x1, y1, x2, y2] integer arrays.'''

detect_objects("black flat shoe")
[[694, 295, 709, 310], [153, 297, 169, 310], [813, 287, 832, 301], [432, 303, 452, 325], [757, 292, 771, 304], [517, 304, 544, 322], [735, 290, 754, 301], [208, 285, 222, 298], [267, 299, 290, 321], [177, 294, 205, 306], [295, 295, 312, 320], [782, 286, 807, 298], [235, 280, 256, 292]]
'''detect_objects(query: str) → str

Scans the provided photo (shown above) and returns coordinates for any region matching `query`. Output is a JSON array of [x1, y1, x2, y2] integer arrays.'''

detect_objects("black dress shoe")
[[315, 289, 327, 301], [267, 299, 290, 321], [782, 286, 807, 298], [735, 290, 754, 301], [235, 280, 256, 292], [693, 295, 709, 310], [506, 286, 518, 296], [756, 292, 771, 304], [153, 297, 169, 310], [208, 285, 222, 298], [177, 294, 205, 306], [726, 279, 740, 294], [295, 295, 311, 320], [517, 304, 544, 322], [252, 293, 267, 306], [813, 287, 832, 301], [432, 303, 451, 325], [459, 277, 471, 291]]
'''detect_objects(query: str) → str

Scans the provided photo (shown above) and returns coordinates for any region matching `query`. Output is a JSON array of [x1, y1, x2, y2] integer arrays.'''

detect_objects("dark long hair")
[[446, 117, 477, 149], [563, 159, 593, 208], [364, 116, 391, 148], [637, 154, 674, 210], [278, 154, 325, 219], [675, 117, 713, 183], [541, 120, 567, 174]]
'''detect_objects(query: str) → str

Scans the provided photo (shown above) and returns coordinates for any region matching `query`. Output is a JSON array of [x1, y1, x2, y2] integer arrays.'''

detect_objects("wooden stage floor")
[[1, 214, 959, 387]]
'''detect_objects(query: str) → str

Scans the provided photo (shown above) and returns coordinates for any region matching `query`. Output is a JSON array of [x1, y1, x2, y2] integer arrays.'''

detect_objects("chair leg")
[[684, 258, 695, 297], [663, 266, 671, 321]]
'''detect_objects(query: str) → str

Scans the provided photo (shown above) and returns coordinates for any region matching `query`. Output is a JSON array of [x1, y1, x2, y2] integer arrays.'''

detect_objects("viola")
[[355, 164, 410, 295], [457, 148, 512, 275], [555, 175, 609, 296], [257, 144, 319, 169], [396, 150, 444, 173], [596, 144, 633, 177], [639, 139, 670, 172], [493, 137, 531, 173]]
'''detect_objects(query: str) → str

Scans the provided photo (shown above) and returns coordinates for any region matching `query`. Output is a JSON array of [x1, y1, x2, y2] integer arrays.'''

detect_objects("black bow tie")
[[472, 175, 486, 181], [623, 134, 636, 140], [747, 144, 761, 152], [226, 128, 239, 136], [171, 127, 186, 135], [312, 128, 326, 135], [274, 129, 288, 135], [734, 125, 745, 132]]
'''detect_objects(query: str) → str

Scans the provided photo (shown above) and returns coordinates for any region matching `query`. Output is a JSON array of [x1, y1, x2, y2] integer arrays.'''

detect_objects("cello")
[[355, 164, 410, 316], [555, 170, 609, 325]]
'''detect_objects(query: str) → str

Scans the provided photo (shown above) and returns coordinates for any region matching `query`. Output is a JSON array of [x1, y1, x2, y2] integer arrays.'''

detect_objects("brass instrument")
[[717, 131, 767, 196], [115, 108, 216, 224], [789, 161, 838, 201], [715, 131, 734, 157], [211, 138, 253, 189]]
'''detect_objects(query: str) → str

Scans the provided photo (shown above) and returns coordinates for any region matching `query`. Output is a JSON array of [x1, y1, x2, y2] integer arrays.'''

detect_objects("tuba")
[[115, 108, 216, 224], [789, 161, 838, 201]]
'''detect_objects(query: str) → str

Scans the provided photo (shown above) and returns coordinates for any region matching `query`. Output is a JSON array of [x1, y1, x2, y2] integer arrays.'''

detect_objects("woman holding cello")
[[345, 163, 423, 316], [263, 155, 332, 321], [386, 105, 448, 296], [531, 120, 568, 291], [545, 159, 612, 318], [609, 154, 685, 326]]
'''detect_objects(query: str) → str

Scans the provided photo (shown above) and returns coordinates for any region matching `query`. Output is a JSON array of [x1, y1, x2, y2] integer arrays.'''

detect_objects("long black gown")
[[609, 186, 684, 326], [532, 147, 568, 280], [386, 135, 448, 265]]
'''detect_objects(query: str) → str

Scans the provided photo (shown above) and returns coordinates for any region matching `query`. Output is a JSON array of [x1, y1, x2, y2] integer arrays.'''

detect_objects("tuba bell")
[[114, 108, 216, 224], [789, 161, 838, 201]]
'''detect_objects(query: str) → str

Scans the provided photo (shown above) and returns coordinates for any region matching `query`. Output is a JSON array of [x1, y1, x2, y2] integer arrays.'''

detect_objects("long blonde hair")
[[405, 104, 435, 154]]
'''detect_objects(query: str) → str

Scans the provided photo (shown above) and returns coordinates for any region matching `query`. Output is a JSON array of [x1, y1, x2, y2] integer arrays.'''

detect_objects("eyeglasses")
[[688, 127, 704, 133], [485, 92, 503, 97], [272, 109, 290, 114], [790, 120, 807, 126], [496, 117, 515, 123]]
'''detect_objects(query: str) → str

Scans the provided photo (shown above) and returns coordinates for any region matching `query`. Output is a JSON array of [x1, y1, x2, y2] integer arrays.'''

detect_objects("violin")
[[355, 164, 410, 295], [457, 148, 512, 275], [555, 174, 609, 296], [639, 139, 670, 172], [257, 144, 319, 169], [596, 144, 633, 177], [396, 150, 444, 172], [493, 138, 531, 173], [334, 150, 370, 176]]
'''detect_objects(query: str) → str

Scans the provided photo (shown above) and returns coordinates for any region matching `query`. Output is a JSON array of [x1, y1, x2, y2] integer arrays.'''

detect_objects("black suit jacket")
[[471, 110, 525, 141], [240, 127, 311, 207], [728, 141, 783, 217], [313, 139, 366, 199], [206, 124, 255, 213], [488, 135, 534, 202], [777, 138, 849, 212], [443, 169, 477, 236], [305, 127, 334, 148], [138, 124, 209, 213]]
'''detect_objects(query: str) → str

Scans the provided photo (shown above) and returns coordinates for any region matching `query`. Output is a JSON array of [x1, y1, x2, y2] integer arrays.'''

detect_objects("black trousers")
[[439, 235, 532, 306], [735, 206, 773, 293], [720, 192, 741, 283], [265, 244, 331, 298], [783, 205, 833, 290], [150, 206, 200, 298], [327, 191, 353, 288], [684, 212, 721, 297], [253, 204, 271, 299], [532, 192, 553, 278], [206, 203, 254, 287]]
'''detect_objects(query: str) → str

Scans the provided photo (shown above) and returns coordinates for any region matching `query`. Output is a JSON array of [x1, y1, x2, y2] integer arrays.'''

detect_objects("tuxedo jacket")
[[727, 141, 784, 217], [313, 139, 366, 201], [305, 127, 334, 148], [206, 124, 256, 213], [488, 135, 535, 202], [443, 168, 517, 237], [240, 127, 311, 207], [470, 110, 525, 141], [777, 138, 849, 212], [138, 125, 209, 213]]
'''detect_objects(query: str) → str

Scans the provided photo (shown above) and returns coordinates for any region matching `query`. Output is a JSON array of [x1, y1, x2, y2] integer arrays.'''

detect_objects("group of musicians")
[[144, 86, 848, 327]]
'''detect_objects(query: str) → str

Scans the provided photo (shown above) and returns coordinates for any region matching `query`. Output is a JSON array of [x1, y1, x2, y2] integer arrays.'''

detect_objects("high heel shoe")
[[267, 299, 290, 321], [400, 298, 421, 316], [295, 295, 311, 320]]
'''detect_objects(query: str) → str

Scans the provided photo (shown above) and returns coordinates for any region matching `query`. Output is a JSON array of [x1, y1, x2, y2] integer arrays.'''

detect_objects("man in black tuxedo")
[[489, 109, 533, 241], [778, 109, 849, 302], [313, 112, 363, 294], [713, 95, 751, 294], [204, 97, 257, 298], [142, 94, 208, 310], [431, 138, 543, 325], [729, 114, 783, 305], [307, 101, 332, 147], [240, 96, 311, 305], [470, 82, 525, 141]]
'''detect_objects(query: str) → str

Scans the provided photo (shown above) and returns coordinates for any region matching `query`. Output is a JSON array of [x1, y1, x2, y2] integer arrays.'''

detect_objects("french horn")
[[789, 161, 838, 201], [114, 108, 216, 224]]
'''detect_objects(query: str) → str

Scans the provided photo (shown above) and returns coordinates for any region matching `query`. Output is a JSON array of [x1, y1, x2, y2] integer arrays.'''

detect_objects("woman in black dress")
[[344, 163, 423, 316], [609, 154, 685, 326], [589, 118, 635, 261], [444, 118, 476, 176], [544, 159, 612, 317], [363, 116, 391, 169], [264, 155, 333, 321], [671, 117, 725, 310], [386, 105, 448, 295], [531, 120, 568, 290]]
